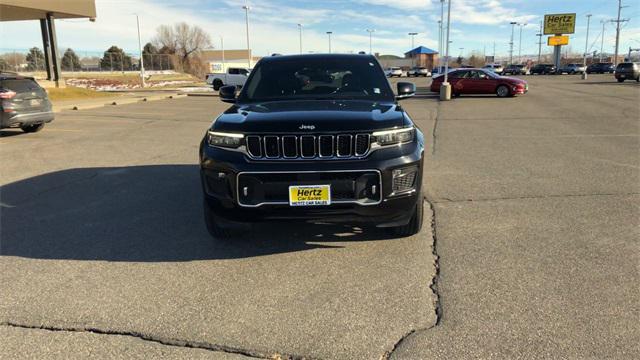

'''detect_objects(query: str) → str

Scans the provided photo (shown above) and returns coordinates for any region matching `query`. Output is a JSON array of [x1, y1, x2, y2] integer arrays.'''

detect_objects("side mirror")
[[219, 85, 236, 103], [396, 82, 416, 100]]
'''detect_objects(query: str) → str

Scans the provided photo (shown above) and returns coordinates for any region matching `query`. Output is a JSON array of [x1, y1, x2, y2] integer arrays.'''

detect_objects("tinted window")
[[228, 68, 239, 75], [617, 63, 634, 70], [239, 57, 394, 102], [1, 79, 43, 93]]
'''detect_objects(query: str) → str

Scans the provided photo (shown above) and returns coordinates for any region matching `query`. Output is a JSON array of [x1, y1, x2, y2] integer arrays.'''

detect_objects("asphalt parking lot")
[[1, 74, 638, 359]]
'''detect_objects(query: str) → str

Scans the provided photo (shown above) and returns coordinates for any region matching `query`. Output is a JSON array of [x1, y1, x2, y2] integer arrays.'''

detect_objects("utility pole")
[[612, 0, 629, 65], [297, 23, 303, 54], [518, 23, 527, 64], [243, 5, 251, 68], [493, 41, 496, 59], [326, 31, 332, 53], [600, 20, 606, 62], [583, 14, 592, 79], [509, 22, 517, 65], [366, 29, 375, 54], [135, 14, 145, 88], [536, 21, 543, 63]]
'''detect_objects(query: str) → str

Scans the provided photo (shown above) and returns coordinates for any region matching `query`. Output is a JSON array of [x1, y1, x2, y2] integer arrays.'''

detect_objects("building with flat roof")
[[200, 49, 261, 72], [405, 46, 439, 70]]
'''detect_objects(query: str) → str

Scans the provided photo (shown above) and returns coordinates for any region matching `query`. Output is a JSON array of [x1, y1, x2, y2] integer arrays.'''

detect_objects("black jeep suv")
[[1, 72, 54, 133], [199, 54, 424, 238]]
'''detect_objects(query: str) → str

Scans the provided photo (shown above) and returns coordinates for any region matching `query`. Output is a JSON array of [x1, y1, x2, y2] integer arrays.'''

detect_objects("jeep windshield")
[[238, 56, 395, 102]]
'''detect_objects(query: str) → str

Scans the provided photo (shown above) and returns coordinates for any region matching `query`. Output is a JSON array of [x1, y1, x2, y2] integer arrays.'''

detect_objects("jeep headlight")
[[372, 127, 414, 146], [207, 131, 244, 148]]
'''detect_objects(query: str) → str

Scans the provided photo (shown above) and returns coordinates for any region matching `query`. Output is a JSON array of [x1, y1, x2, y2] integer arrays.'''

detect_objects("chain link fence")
[[0, 48, 175, 73]]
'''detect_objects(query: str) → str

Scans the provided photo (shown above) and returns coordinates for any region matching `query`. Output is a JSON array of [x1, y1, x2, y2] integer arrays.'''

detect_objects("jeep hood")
[[209, 100, 408, 133]]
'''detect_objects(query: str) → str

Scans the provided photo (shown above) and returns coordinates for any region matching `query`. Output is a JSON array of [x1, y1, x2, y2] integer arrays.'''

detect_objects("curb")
[[53, 93, 185, 113]]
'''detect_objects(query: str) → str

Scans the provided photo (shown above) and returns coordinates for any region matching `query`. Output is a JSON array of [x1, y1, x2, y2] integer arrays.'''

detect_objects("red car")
[[430, 68, 528, 97]]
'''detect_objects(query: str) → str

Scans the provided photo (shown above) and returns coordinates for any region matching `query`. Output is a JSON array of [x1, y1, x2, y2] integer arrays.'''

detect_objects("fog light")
[[392, 166, 418, 194]]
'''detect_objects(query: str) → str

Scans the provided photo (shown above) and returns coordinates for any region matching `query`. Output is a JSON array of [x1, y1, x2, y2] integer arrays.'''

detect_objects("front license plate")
[[30, 99, 41, 106], [620, 75, 625, 78], [289, 185, 331, 206]]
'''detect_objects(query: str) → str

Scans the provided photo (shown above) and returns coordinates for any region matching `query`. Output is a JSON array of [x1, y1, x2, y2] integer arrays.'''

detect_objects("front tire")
[[21, 123, 45, 133], [617, 78, 625, 83], [212, 79, 223, 91], [392, 196, 424, 237], [496, 85, 510, 98]]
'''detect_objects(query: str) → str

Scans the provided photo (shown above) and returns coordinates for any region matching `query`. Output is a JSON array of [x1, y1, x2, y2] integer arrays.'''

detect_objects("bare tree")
[[154, 22, 211, 75]]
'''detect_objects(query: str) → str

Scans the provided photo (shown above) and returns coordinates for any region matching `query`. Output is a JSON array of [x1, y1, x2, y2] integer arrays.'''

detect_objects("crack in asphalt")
[[431, 104, 440, 156], [382, 199, 442, 360], [1, 322, 310, 360], [433, 192, 640, 203]]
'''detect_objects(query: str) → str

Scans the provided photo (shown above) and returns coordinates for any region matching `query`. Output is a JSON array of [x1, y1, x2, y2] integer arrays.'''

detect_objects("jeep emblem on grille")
[[299, 124, 315, 130]]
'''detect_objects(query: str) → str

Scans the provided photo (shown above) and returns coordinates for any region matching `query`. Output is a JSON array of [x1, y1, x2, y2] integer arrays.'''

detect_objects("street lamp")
[[582, 14, 592, 79], [509, 21, 517, 65], [219, 36, 225, 73], [440, 0, 445, 69], [326, 31, 333, 53], [366, 29, 375, 54], [517, 23, 527, 64], [408, 32, 418, 49], [441, 0, 452, 101], [134, 14, 145, 88], [242, 5, 251, 68], [297, 23, 303, 54]]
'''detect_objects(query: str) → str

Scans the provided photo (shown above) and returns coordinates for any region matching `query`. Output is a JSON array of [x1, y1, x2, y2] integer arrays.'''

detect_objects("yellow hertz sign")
[[548, 35, 569, 46], [544, 13, 576, 35]]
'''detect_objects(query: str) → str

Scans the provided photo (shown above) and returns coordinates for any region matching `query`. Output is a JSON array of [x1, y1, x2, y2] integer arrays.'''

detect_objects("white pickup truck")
[[205, 68, 251, 91]]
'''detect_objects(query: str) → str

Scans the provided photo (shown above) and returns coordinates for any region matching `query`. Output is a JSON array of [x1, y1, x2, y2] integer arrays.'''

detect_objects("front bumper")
[[1, 110, 54, 129], [200, 137, 424, 227]]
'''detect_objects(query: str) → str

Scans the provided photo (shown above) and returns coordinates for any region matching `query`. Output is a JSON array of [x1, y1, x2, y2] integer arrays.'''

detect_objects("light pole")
[[409, 32, 418, 67], [366, 29, 375, 54], [600, 20, 606, 62], [326, 31, 333, 53], [518, 23, 527, 64], [509, 21, 517, 65], [242, 5, 251, 68], [582, 14, 592, 79], [441, 0, 452, 101], [297, 23, 303, 54], [536, 21, 543, 63], [220, 36, 225, 73], [437, 20, 442, 68], [135, 14, 145, 87], [440, 0, 445, 69], [408, 32, 418, 49]]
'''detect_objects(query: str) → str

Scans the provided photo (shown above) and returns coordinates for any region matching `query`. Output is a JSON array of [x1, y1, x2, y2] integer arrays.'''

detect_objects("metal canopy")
[[0, 0, 96, 21]]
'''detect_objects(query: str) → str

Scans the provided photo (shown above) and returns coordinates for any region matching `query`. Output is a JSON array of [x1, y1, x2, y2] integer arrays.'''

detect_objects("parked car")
[[0, 72, 54, 133], [586, 62, 615, 74], [430, 68, 528, 97], [614, 62, 640, 82], [200, 54, 424, 238], [385, 67, 404, 77], [407, 67, 431, 77], [206, 67, 251, 91], [503, 64, 528, 75], [482, 64, 504, 74], [530, 64, 557, 75], [558, 63, 586, 74]]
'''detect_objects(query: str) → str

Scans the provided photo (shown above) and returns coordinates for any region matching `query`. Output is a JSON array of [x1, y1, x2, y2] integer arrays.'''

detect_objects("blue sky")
[[1, 0, 638, 59]]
